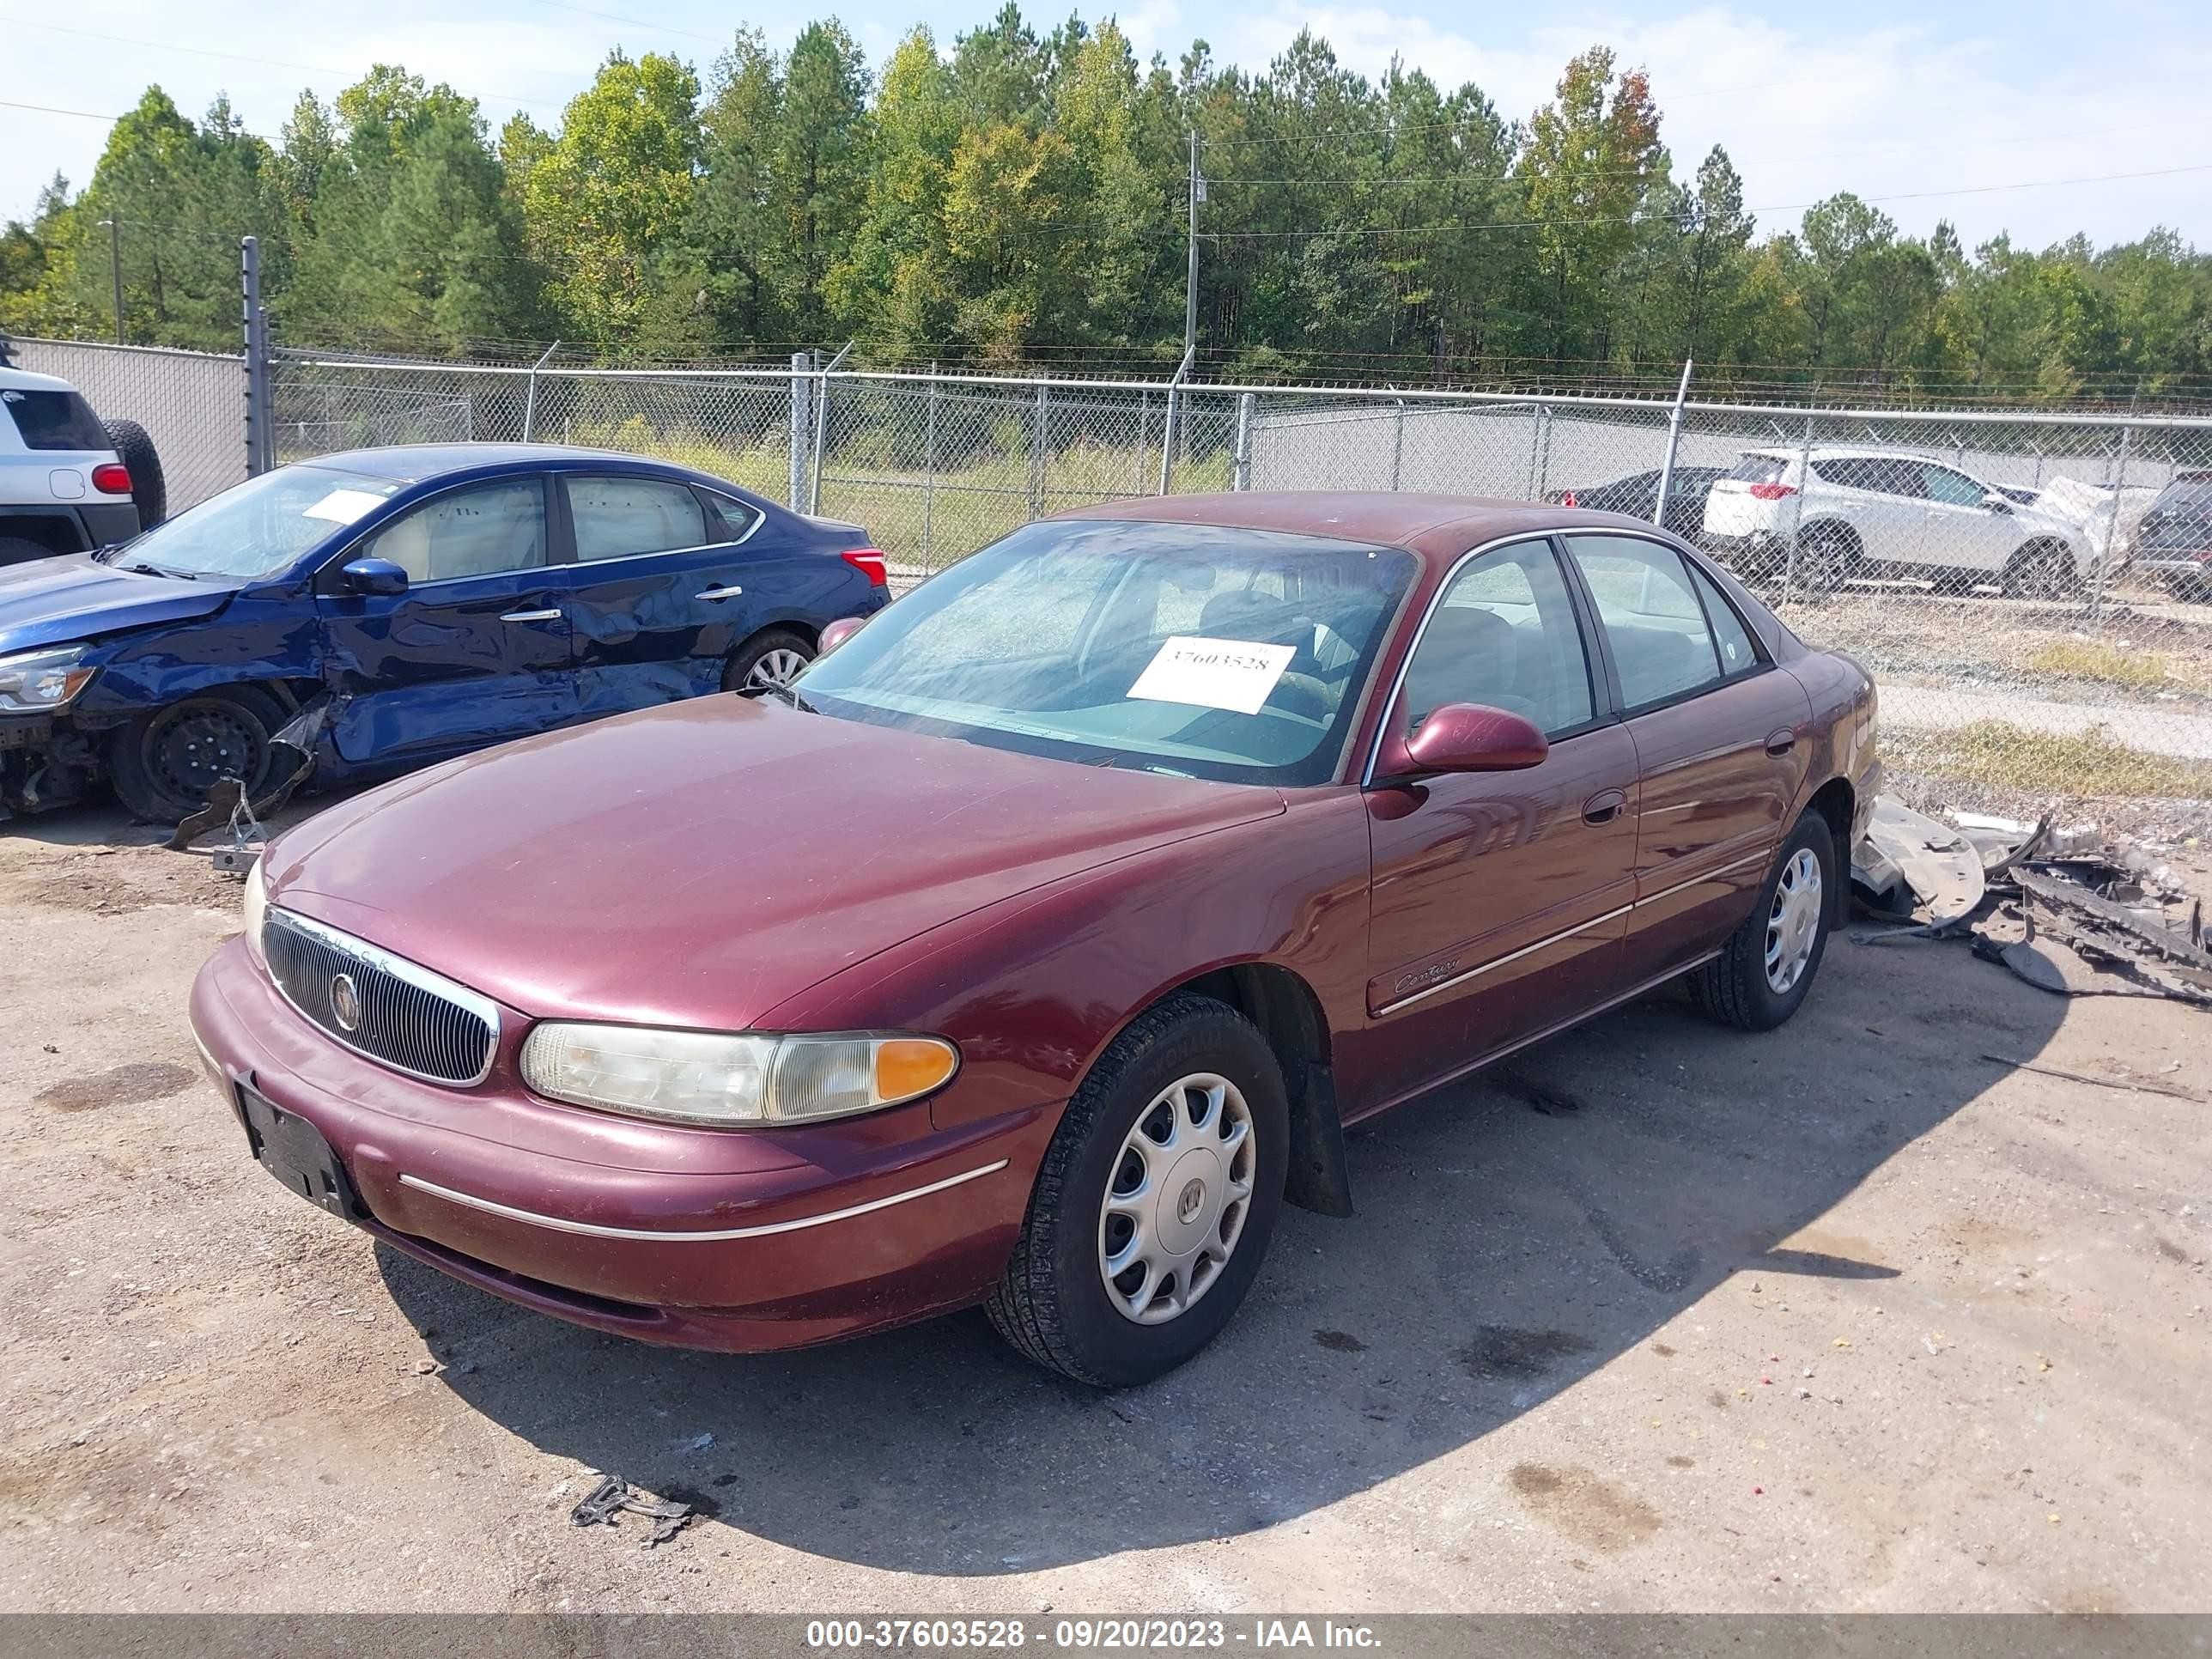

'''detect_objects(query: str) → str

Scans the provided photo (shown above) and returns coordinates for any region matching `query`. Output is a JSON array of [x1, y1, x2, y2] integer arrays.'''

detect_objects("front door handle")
[[1582, 787, 1627, 826], [499, 607, 563, 623], [1765, 727, 1798, 757], [695, 584, 744, 603]]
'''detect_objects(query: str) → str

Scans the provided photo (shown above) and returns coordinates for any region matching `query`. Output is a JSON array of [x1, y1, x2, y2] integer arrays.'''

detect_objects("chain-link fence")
[[10, 336, 246, 514], [15, 336, 2207, 807], [264, 349, 2212, 808]]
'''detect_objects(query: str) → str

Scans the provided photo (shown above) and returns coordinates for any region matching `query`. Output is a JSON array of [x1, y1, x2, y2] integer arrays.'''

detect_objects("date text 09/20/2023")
[[803, 1620, 1383, 1650]]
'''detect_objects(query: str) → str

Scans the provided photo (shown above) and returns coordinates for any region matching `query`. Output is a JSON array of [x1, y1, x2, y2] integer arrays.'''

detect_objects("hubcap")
[[1765, 848, 1824, 994], [747, 647, 811, 690], [1097, 1073, 1256, 1326]]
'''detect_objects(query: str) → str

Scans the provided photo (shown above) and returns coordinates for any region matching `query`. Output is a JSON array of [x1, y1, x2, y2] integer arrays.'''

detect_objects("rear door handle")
[[1582, 787, 1627, 826], [1765, 727, 1798, 757], [500, 607, 563, 623], [695, 584, 744, 602]]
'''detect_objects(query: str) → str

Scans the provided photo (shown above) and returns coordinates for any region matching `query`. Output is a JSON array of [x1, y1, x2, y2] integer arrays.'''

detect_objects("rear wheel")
[[987, 994, 1289, 1389], [1792, 524, 1856, 595], [108, 687, 283, 825], [1686, 813, 1836, 1031], [720, 628, 814, 694]]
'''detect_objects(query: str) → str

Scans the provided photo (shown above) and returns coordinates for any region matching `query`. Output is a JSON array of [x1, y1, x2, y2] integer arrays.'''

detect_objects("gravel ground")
[[2, 805, 2208, 1614]]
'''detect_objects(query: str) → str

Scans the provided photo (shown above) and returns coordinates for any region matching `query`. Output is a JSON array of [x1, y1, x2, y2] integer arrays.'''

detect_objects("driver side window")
[[1401, 539, 1595, 738], [359, 479, 548, 584]]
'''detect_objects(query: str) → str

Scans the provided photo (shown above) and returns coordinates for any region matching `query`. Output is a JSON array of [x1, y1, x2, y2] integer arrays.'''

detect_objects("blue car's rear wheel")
[[109, 688, 283, 825]]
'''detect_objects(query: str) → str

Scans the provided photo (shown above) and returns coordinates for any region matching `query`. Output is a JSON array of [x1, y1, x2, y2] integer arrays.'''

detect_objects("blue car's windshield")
[[797, 520, 1417, 787], [102, 465, 402, 581]]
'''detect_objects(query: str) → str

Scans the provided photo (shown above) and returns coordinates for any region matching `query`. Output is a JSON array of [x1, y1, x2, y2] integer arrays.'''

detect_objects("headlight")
[[520, 1024, 960, 1127], [0, 644, 96, 712], [240, 857, 269, 967]]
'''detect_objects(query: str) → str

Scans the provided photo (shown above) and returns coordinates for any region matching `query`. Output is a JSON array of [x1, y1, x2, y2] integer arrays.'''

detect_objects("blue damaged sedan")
[[0, 445, 888, 823]]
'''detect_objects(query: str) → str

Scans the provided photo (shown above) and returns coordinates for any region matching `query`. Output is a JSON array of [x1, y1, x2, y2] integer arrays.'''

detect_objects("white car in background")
[[0, 356, 161, 566], [1702, 446, 2093, 599]]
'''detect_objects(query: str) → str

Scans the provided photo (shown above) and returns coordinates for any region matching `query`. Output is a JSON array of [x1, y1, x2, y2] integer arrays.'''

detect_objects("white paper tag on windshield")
[[1127, 635, 1296, 715], [303, 488, 388, 526]]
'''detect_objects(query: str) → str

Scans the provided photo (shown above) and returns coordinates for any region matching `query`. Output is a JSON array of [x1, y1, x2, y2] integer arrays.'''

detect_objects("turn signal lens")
[[90, 462, 132, 495], [875, 1036, 960, 1103]]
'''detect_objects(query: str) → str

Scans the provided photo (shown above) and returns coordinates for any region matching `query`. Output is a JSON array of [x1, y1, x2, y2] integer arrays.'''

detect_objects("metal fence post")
[[809, 342, 854, 518], [1389, 399, 1407, 492], [2089, 423, 2130, 627], [1232, 392, 1255, 490], [787, 351, 809, 512], [1030, 380, 1048, 518], [520, 340, 559, 441], [923, 368, 939, 570], [1158, 346, 1194, 495], [1652, 358, 1692, 528], [1135, 392, 1150, 493], [240, 236, 269, 477], [1779, 414, 1815, 606]]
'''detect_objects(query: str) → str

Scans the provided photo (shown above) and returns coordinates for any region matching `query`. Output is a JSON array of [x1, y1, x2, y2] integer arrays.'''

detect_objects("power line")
[[0, 17, 568, 110], [520, 0, 726, 47]]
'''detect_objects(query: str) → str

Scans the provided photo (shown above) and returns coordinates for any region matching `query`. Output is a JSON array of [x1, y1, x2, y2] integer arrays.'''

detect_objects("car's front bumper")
[[0, 712, 53, 752], [188, 936, 1058, 1352]]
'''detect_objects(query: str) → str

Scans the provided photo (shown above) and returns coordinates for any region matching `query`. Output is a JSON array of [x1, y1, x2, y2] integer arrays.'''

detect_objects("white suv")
[[1702, 446, 2091, 598], [0, 361, 149, 567]]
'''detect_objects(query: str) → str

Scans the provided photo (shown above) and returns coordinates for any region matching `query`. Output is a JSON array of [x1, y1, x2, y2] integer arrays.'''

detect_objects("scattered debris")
[[1853, 797, 1985, 925], [569, 1474, 695, 1548], [1979, 1052, 2205, 1103]]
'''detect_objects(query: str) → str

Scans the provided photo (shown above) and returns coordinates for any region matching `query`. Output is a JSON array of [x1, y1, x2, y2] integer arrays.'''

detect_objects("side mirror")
[[817, 615, 867, 656], [1376, 702, 1549, 779], [1983, 494, 2013, 514], [341, 556, 410, 597]]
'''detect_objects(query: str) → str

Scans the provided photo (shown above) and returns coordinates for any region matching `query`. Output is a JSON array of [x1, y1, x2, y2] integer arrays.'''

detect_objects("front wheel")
[[987, 994, 1290, 1389], [2003, 541, 2077, 600], [720, 628, 814, 694], [1686, 813, 1836, 1031], [108, 688, 283, 825]]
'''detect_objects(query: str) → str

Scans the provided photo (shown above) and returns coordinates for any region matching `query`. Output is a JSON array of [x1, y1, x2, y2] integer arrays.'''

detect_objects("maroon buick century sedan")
[[191, 494, 1878, 1388]]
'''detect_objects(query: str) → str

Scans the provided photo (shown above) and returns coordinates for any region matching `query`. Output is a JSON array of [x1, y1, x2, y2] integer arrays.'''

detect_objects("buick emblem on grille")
[[330, 972, 362, 1033]]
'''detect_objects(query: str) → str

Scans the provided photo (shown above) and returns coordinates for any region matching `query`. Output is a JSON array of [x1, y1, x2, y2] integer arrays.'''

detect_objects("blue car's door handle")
[[695, 584, 743, 602], [500, 607, 564, 623]]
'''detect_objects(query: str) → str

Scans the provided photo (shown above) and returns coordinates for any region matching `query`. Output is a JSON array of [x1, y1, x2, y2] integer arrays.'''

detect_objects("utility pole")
[[1184, 131, 1202, 369], [98, 218, 123, 343]]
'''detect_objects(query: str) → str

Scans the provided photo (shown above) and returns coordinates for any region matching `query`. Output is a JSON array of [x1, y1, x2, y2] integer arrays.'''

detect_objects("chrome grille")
[[262, 908, 498, 1085]]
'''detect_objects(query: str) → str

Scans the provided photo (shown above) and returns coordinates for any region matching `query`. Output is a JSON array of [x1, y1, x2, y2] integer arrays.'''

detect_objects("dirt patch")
[[33, 1062, 196, 1113], [1312, 1329, 1368, 1354], [1508, 1462, 1662, 1552]]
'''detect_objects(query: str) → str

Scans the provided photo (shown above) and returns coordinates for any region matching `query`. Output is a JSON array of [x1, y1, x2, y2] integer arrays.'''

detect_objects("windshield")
[[102, 465, 403, 580], [797, 520, 1417, 786]]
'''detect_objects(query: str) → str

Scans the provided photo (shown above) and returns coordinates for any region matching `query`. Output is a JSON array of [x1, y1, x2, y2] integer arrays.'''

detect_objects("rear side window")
[[1729, 453, 1789, 484], [1686, 562, 1760, 677], [567, 475, 708, 560], [3, 387, 106, 451], [1566, 534, 1724, 708]]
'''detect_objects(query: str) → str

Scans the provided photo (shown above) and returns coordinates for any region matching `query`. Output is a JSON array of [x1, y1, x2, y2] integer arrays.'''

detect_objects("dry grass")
[[1888, 720, 2212, 800], [2027, 638, 2177, 690]]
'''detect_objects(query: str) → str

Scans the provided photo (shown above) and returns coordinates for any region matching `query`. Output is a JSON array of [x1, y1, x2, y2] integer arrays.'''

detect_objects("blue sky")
[[3, 0, 2207, 251]]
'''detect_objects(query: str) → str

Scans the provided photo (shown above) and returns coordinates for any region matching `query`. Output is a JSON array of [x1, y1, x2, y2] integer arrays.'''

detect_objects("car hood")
[[267, 696, 1287, 1031], [0, 555, 236, 656]]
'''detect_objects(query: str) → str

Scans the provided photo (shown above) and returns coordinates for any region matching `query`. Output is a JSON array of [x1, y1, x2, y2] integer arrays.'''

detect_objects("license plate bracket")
[[235, 1082, 364, 1221]]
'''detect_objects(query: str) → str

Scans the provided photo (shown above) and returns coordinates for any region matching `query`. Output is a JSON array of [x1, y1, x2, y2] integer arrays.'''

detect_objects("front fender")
[[752, 790, 1377, 1132], [64, 595, 323, 732]]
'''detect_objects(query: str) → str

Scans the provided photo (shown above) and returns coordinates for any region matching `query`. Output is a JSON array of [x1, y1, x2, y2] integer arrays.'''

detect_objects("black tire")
[[0, 535, 53, 568], [108, 687, 285, 825], [987, 994, 1291, 1389], [720, 627, 814, 694], [2002, 540, 2076, 600], [1686, 813, 1837, 1032], [1793, 524, 1856, 595], [100, 417, 167, 529]]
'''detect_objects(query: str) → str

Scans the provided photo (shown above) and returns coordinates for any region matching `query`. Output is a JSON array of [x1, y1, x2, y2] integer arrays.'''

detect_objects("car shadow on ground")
[[377, 934, 2063, 1576]]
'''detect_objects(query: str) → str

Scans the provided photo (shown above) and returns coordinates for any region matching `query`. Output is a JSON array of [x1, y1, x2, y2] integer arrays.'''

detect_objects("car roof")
[[1742, 444, 1951, 463], [1049, 491, 1692, 567], [300, 443, 718, 484], [0, 367, 82, 393]]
